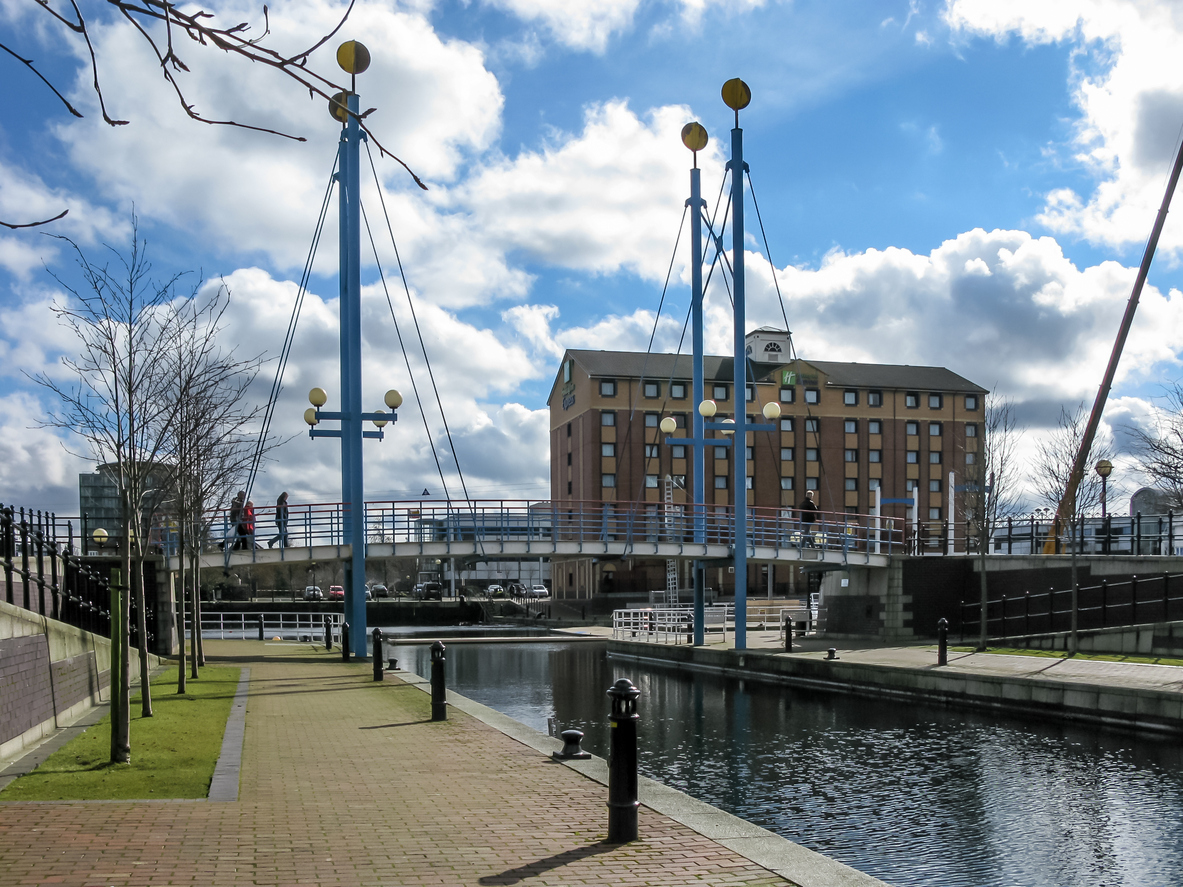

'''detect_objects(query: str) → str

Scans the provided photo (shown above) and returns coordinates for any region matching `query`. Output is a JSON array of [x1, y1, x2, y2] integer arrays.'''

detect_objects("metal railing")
[[2, 503, 113, 638], [961, 571, 1182, 641], [196, 611, 343, 640], [611, 600, 826, 645]]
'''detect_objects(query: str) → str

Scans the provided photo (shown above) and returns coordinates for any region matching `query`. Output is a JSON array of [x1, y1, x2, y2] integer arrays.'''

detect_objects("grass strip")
[[0, 665, 240, 801], [948, 646, 1183, 667]]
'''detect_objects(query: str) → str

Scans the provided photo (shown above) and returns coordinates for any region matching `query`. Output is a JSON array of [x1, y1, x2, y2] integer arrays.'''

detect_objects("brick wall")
[[0, 635, 105, 751]]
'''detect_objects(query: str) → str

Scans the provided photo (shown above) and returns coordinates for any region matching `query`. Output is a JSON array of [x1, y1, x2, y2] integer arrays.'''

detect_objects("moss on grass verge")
[[0, 665, 239, 801]]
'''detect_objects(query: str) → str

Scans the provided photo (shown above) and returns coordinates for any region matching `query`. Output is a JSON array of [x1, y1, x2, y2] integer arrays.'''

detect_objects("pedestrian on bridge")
[[799, 490, 820, 547], [268, 492, 290, 549], [242, 500, 256, 550]]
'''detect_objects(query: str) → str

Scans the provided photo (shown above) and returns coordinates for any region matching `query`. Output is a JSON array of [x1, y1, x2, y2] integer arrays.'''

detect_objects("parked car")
[[303, 585, 323, 601], [327, 585, 345, 601], [364, 587, 372, 601], [527, 584, 549, 598], [487, 584, 505, 598], [370, 584, 390, 598], [507, 583, 526, 597]]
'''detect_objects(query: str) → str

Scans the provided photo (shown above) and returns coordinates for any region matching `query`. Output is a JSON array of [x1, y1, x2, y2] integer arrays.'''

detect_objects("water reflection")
[[390, 641, 1183, 887]]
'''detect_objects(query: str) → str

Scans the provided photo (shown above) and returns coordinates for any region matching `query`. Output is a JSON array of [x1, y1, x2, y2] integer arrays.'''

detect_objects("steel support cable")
[[357, 199, 452, 501], [745, 170, 794, 354], [245, 158, 338, 499], [363, 142, 475, 508]]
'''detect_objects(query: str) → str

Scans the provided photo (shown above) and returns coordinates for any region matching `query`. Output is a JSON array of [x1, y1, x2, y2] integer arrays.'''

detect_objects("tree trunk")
[[176, 548, 186, 693], [111, 541, 131, 763], [135, 557, 153, 717], [190, 550, 202, 676]]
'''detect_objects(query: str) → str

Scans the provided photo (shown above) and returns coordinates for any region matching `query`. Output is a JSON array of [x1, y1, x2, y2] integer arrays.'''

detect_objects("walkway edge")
[[395, 669, 889, 887], [208, 667, 250, 802]]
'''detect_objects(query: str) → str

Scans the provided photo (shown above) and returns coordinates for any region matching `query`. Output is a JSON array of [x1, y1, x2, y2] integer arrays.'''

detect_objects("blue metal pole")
[[730, 123, 748, 651], [689, 166, 706, 647], [342, 91, 367, 655]]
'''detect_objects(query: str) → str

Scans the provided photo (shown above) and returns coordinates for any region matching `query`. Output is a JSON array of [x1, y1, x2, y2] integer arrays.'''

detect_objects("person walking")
[[268, 492, 290, 548], [799, 490, 820, 547], [241, 500, 256, 550], [225, 490, 245, 550]]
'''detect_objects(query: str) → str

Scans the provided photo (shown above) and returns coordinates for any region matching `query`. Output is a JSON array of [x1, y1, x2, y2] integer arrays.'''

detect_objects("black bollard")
[[430, 641, 447, 721], [323, 614, 332, 650], [257, 616, 265, 642], [937, 617, 949, 666], [783, 613, 793, 653], [606, 678, 640, 843], [372, 628, 384, 681], [342, 622, 351, 662], [553, 728, 591, 760]]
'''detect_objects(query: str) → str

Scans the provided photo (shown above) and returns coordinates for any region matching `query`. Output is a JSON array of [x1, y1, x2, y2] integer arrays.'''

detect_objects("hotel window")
[[644, 444, 659, 458], [805, 477, 819, 491], [907, 451, 919, 463], [930, 422, 942, 437], [745, 476, 754, 490], [845, 478, 857, 491], [645, 475, 659, 488], [805, 418, 819, 433], [780, 417, 794, 432], [781, 447, 794, 461], [930, 452, 942, 464], [715, 476, 729, 489], [929, 508, 942, 521], [670, 382, 687, 399], [906, 391, 919, 408], [602, 474, 616, 487], [602, 411, 615, 427], [906, 421, 919, 436], [780, 477, 794, 490], [843, 390, 858, 406], [930, 479, 942, 492], [868, 390, 883, 407], [868, 419, 882, 435], [966, 424, 978, 438], [780, 387, 795, 403], [966, 452, 976, 465], [671, 445, 686, 459], [644, 413, 659, 427], [906, 479, 917, 492], [600, 380, 617, 397], [845, 449, 858, 462], [869, 478, 880, 491], [929, 393, 943, 409], [713, 384, 729, 400], [715, 446, 729, 459], [844, 419, 857, 433], [746, 385, 756, 402], [567, 481, 572, 494], [869, 450, 882, 463], [745, 446, 753, 460], [601, 443, 615, 457], [965, 394, 979, 410], [566, 422, 571, 437], [673, 475, 686, 487], [805, 388, 820, 404], [643, 381, 660, 398], [806, 448, 819, 461]]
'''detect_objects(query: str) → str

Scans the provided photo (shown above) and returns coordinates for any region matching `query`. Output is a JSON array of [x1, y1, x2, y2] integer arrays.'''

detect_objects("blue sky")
[[2, 0, 1183, 513]]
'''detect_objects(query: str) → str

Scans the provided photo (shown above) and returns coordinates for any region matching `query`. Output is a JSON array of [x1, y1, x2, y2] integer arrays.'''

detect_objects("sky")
[[2, 0, 1183, 517]]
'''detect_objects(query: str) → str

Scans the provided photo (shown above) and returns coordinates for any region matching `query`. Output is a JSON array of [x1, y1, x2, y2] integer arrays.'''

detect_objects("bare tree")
[[35, 224, 191, 762], [1033, 403, 1117, 519], [1127, 382, 1183, 510]]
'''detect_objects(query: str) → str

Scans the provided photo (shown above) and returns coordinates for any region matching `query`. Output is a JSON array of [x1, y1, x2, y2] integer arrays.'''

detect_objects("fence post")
[[49, 517, 60, 622], [3, 506, 13, 606], [1007, 516, 1013, 554], [1136, 513, 1142, 554], [20, 510, 30, 610], [1131, 575, 1138, 624]]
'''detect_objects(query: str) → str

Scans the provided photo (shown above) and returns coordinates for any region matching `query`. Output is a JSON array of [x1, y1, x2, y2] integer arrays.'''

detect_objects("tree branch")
[[0, 209, 69, 230]]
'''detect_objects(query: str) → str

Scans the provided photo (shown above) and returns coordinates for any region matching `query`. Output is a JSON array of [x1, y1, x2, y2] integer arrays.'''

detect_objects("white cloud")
[[945, 0, 1183, 253], [0, 391, 93, 514], [482, 0, 641, 52]]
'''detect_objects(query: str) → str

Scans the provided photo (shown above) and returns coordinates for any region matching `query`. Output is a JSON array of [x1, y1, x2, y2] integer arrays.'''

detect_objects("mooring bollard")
[[553, 728, 591, 761], [257, 616, 264, 642], [606, 678, 640, 843], [342, 622, 351, 662], [324, 614, 332, 651], [430, 640, 447, 721], [937, 617, 949, 666], [372, 628, 383, 681]]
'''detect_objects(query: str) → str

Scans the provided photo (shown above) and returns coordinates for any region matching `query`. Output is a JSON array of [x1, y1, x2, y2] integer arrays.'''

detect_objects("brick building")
[[547, 329, 987, 600]]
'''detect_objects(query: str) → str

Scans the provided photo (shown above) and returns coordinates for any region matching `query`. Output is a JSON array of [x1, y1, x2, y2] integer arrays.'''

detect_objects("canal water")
[[388, 639, 1183, 887]]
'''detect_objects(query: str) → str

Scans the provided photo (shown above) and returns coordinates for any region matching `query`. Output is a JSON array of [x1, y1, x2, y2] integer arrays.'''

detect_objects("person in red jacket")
[[240, 500, 256, 550]]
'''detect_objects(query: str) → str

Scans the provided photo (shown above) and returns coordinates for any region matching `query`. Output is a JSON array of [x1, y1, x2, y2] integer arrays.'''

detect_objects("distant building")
[[546, 329, 987, 599], [78, 462, 173, 545]]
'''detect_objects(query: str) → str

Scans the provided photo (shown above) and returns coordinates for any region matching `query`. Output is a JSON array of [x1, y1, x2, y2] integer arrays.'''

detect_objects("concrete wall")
[[0, 600, 156, 764]]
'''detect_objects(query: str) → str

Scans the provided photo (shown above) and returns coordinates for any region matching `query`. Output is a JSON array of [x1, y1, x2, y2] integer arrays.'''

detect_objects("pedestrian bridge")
[[167, 499, 902, 572]]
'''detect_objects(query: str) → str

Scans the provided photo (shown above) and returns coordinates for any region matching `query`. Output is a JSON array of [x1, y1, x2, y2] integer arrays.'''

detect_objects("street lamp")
[[1095, 459, 1113, 519], [92, 527, 109, 554]]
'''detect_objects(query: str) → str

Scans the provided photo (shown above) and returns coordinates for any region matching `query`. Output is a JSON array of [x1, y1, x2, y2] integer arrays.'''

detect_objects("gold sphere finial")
[[721, 78, 752, 112], [328, 91, 350, 123], [309, 387, 328, 407], [681, 122, 708, 153], [337, 41, 371, 75]]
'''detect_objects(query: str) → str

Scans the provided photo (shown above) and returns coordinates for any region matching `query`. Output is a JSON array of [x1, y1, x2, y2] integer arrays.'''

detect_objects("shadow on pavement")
[[478, 841, 618, 885]]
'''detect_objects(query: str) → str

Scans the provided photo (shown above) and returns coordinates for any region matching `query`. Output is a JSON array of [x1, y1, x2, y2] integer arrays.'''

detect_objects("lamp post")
[[303, 39, 403, 657], [1095, 459, 1113, 519]]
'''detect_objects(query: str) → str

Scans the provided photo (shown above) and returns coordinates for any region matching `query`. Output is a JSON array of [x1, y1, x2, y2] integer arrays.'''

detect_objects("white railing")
[[612, 605, 730, 644], [194, 611, 343, 640]]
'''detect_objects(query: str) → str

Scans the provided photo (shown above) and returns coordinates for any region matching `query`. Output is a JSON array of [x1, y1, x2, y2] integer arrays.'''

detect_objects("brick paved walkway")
[[0, 641, 822, 887]]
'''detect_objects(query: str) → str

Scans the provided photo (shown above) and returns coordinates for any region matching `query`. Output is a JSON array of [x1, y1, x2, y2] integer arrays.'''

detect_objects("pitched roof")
[[563, 350, 984, 393]]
